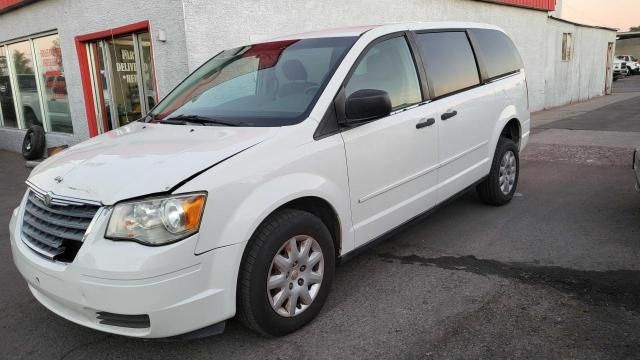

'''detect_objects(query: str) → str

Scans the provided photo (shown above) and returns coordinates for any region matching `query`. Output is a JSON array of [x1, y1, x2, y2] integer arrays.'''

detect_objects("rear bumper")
[[9, 196, 246, 338]]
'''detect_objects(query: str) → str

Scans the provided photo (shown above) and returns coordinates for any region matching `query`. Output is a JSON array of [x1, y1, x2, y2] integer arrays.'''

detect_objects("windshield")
[[148, 37, 357, 126]]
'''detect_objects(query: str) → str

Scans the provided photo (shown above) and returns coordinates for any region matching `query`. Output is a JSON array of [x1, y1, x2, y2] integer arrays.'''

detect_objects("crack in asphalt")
[[58, 336, 111, 360], [378, 253, 640, 312]]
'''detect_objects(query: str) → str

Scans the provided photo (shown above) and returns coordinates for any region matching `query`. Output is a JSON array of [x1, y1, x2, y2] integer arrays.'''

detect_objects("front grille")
[[21, 190, 100, 262], [96, 312, 150, 329]]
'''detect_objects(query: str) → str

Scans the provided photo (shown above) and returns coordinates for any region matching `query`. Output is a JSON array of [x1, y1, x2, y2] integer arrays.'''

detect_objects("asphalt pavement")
[[1, 77, 640, 360]]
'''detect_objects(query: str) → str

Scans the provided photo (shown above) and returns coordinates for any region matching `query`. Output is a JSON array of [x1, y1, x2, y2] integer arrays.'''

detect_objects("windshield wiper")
[[159, 115, 241, 127]]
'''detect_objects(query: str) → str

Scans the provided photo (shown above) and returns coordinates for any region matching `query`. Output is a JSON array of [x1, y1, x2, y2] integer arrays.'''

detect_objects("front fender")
[[176, 122, 353, 256], [195, 172, 352, 255]]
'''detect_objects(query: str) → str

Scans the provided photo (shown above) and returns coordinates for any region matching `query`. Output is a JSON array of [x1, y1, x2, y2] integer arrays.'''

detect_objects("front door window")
[[345, 36, 422, 109], [86, 31, 156, 134]]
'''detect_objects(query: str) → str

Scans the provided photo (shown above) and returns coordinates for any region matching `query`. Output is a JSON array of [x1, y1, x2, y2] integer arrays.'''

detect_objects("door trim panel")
[[439, 140, 488, 168], [359, 162, 439, 203], [359, 140, 488, 204]]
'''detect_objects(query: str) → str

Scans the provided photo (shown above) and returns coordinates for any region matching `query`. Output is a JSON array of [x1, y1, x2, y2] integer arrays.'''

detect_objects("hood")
[[28, 122, 278, 205]]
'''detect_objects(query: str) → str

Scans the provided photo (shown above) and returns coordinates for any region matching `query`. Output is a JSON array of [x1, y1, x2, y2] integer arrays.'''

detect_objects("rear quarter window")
[[470, 29, 523, 80]]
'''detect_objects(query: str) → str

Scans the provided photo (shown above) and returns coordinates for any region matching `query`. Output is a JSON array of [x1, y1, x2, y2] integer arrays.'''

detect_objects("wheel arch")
[[190, 170, 352, 256], [500, 118, 521, 147], [490, 105, 523, 157], [271, 196, 342, 258]]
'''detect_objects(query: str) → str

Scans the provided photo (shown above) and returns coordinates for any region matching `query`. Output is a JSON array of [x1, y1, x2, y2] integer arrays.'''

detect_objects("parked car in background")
[[0, 75, 72, 133], [10, 22, 530, 339], [16, 75, 43, 128], [617, 55, 639, 75], [0, 75, 17, 126], [614, 58, 628, 80]]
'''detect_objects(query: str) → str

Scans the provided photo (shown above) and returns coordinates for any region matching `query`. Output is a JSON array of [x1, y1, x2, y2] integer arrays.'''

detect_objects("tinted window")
[[149, 37, 356, 126], [470, 29, 523, 79], [345, 36, 422, 110], [415, 32, 480, 98]]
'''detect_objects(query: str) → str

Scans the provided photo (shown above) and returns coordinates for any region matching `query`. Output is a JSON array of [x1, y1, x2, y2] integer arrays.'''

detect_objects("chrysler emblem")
[[54, 176, 63, 183], [43, 193, 53, 206]]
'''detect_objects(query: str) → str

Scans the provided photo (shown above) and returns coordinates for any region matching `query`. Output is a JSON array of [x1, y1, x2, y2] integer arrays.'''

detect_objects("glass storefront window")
[[86, 31, 157, 134], [107, 34, 141, 126], [0, 33, 71, 133], [138, 32, 156, 111], [8, 41, 43, 129], [89, 42, 114, 133], [34, 34, 73, 133], [0, 46, 18, 128]]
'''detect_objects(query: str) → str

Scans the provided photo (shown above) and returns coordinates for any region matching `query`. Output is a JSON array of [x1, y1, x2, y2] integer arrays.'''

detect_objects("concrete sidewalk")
[[525, 77, 640, 166], [522, 77, 640, 167], [531, 91, 640, 129], [531, 75, 640, 130]]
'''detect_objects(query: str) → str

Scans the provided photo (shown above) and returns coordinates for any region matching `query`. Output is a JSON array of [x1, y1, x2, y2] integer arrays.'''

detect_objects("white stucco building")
[[0, 0, 617, 152]]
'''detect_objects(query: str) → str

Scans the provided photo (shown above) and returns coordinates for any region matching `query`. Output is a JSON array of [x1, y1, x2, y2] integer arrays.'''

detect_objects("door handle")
[[441, 110, 458, 121], [416, 118, 435, 129]]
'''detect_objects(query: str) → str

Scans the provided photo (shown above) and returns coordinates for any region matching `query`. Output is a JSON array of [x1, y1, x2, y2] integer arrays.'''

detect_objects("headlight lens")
[[106, 193, 206, 245]]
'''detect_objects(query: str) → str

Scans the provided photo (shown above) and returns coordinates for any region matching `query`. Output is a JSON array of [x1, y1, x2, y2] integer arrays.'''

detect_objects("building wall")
[[544, 19, 615, 108], [0, 0, 189, 152], [616, 38, 640, 57], [181, 0, 613, 114], [0, 0, 616, 152]]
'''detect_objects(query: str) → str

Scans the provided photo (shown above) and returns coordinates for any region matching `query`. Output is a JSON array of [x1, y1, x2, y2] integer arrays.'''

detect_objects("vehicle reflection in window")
[[8, 41, 43, 129], [34, 34, 73, 133], [0, 46, 18, 128]]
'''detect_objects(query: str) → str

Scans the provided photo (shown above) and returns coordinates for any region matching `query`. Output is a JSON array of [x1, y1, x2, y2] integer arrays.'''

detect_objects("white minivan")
[[10, 22, 529, 338]]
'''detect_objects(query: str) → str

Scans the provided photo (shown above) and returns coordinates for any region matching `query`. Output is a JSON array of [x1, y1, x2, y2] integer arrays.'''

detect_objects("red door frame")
[[75, 20, 158, 137]]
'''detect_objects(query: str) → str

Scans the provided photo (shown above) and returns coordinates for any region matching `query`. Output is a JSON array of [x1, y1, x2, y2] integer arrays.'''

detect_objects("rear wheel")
[[477, 137, 519, 206], [237, 209, 335, 336]]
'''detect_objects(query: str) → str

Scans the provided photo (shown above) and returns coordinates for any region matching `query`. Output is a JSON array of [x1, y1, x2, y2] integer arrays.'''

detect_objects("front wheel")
[[477, 137, 519, 206], [237, 209, 335, 336]]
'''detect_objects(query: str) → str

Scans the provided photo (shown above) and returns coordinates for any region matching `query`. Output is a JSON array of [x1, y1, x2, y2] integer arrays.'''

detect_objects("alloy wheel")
[[266, 235, 324, 317], [499, 150, 517, 195]]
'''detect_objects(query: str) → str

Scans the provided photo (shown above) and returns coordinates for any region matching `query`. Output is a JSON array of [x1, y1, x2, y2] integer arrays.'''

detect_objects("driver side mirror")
[[343, 89, 392, 124]]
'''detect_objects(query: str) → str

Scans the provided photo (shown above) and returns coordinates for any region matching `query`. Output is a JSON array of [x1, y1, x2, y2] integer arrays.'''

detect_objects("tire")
[[22, 125, 45, 160], [476, 137, 519, 206], [237, 208, 335, 337]]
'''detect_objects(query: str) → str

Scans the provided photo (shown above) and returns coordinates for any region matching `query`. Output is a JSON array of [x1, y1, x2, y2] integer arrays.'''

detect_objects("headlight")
[[106, 193, 206, 245]]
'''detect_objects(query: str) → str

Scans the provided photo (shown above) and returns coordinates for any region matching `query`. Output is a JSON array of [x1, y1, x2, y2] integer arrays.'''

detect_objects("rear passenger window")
[[470, 29, 524, 79], [415, 32, 480, 98], [345, 36, 422, 110]]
